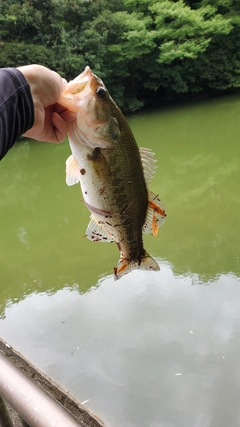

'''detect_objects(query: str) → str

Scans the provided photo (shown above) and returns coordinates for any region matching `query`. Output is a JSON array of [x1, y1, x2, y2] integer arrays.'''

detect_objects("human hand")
[[17, 64, 76, 143]]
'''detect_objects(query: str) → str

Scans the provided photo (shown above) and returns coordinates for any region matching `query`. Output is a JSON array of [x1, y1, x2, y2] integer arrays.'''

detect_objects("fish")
[[58, 66, 166, 280]]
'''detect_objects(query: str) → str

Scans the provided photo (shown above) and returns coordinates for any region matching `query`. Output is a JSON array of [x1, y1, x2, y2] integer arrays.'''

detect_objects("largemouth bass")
[[58, 66, 166, 280]]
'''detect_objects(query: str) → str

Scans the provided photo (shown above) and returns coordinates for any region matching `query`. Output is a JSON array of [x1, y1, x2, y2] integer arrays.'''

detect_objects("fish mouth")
[[67, 66, 93, 95], [58, 66, 98, 112]]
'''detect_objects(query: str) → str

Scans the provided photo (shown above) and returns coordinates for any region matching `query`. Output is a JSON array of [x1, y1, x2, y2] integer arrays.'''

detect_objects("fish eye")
[[96, 87, 106, 99]]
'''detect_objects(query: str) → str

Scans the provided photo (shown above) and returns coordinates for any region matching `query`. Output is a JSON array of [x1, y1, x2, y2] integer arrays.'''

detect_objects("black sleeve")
[[0, 68, 34, 160]]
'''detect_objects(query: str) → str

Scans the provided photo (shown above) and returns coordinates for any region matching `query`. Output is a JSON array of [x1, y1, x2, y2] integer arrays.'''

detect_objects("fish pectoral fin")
[[139, 147, 157, 185], [114, 251, 160, 280], [86, 215, 114, 242], [143, 191, 167, 236], [66, 154, 81, 186]]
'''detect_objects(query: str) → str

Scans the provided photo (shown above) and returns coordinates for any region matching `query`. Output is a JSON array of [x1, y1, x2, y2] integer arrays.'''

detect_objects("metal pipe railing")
[[0, 338, 105, 427], [0, 352, 83, 427]]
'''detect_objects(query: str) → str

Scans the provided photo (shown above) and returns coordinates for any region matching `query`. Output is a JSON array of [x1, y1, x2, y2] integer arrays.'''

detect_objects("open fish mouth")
[[58, 66, 96, 112], [67, 66, 93, 95]]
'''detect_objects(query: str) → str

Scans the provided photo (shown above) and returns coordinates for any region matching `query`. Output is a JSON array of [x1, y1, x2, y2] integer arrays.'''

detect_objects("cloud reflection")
[[1, 263, 240, 426]]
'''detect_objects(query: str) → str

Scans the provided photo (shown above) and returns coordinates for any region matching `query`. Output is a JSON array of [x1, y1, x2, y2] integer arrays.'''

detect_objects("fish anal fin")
[[86, 214, 114, 243], [114, 251, 160, 280], [143, 191, 167, 235], [66, 154, 81, 186]]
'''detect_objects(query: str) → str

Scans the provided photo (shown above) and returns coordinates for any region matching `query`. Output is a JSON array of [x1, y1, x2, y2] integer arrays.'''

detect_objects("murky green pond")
[[1, 94, 240, 427]]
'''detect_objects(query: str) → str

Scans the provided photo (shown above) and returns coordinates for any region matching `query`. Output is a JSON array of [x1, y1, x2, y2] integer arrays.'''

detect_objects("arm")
[[0, 68, 34, 160], [0, 65, 76, 161]]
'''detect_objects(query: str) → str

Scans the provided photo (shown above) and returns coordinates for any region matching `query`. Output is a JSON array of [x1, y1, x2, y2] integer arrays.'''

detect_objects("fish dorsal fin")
[[85, 214, 114, 242], [66, 154, 81, 186], [139, 147, 156, 185], [143, 190, 167, 236]]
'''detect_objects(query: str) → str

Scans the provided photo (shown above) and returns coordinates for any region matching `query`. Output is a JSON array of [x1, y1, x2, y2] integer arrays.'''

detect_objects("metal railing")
[[0, 338, 105, 427]]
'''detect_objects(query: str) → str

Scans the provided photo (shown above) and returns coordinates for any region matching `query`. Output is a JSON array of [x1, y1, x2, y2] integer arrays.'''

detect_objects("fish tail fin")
[[114, 251, 160, 280]]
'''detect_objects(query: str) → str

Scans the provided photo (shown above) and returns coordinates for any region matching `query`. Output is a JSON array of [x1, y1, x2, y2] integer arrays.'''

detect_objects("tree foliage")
[[0, 0, 240, 111]]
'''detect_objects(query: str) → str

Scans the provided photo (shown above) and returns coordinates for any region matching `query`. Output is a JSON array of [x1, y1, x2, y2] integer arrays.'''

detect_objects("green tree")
[[150, 0, 232, 63], [0, 0, 240, 111]]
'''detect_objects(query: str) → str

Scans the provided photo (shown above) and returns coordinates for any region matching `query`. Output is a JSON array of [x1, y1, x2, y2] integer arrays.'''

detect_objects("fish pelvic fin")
[[114, 251, 160, 280], [85, 214, 114, 242], [66, 154, 81, 186], [143, 190, 167, 237]]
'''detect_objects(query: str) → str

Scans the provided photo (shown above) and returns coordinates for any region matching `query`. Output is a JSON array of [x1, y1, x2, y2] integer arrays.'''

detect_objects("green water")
[[1, 94, 240, 427]]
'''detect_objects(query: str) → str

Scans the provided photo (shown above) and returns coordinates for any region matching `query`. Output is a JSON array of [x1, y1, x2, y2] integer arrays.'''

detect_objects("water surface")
[[1, 94, 240, 427]]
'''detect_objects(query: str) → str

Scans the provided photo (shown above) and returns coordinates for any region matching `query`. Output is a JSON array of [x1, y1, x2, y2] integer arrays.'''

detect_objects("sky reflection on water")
[[1, 262, 240, 427]]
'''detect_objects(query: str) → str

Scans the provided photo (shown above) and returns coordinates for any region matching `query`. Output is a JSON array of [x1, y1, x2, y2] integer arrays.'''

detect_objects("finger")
[[53, 104, 77, 124], [53, 103, 69, 114], [51, 112, 68, 143], [59, 110, 77, 123]]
